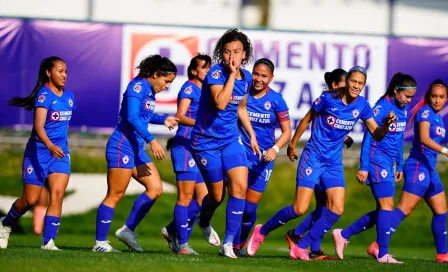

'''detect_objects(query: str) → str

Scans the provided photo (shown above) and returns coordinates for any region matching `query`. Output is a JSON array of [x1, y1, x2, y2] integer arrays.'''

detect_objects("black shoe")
[[309, 249, 338, 260], [285, 229, 302, 249]]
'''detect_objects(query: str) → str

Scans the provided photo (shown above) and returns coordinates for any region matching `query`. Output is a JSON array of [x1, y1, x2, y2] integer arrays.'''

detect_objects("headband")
[[348, 66, 367, 78]]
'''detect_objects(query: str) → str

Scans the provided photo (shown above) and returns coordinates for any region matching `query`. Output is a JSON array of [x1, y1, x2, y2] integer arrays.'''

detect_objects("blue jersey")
[[30, 84, 76, 153], [191, 63, 252, 150], [239, 87, 289, 151], [116, 76, 166, 146], [307, 91, 373, 162], [173, 80, 201, 146], [408, 104, 446, 169], [360, 95, 408, 172]]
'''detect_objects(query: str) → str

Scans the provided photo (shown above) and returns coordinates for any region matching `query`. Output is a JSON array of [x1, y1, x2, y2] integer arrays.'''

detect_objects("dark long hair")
[[137, 55, 177, 78], [213, 29, 253, 66], [380, 72, 416, 101], [410, 79, 448, 122], [324, 68, 347, 90], [8, 56, 64, 111], [187, 53, 211, 80]]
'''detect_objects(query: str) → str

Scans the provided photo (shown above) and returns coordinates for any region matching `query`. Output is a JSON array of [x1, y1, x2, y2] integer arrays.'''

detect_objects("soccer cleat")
[[160, 226, 180, 253], [178, 243, 199, 255], [33, 206, 46, 235], [197, 218, 220, 247], [218, 242, 237, 258], [376, 254, 404, 264], [332, 229, 349, 260], [367, 241, 379, 258], [289, 245, 310, 261], [233, 247, 248, 257], [437, 253, 448, 263], [0, 216, 12, 249], [247, 224, 265, 257], [92, 240, 121, 252], [115, 225, 143, 253], [41, 239, 60, 251], [285, 229, 302, 250], [309, 249, 338, 260]]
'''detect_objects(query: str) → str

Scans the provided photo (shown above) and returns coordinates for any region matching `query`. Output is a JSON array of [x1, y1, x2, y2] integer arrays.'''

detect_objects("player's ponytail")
[[187, 53, 212, 80], [137, 54, 177, 78], [8, 56, 64, 111], [324, 68, 347, 90], [409, 79, 447, 123], [379, 72, 416, 103]]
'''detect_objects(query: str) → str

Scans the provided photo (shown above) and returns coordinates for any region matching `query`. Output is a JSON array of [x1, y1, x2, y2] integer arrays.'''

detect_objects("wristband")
[[272, 145, 280, 153], [441, 147, 448, 154]]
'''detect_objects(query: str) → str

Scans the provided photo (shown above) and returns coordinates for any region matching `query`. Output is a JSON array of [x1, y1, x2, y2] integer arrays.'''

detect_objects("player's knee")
[[106, 191, 126, 204], [292, 203, 308, 216], [21, 194, 39, 208], [177, 192, 193, 206], [379, 200, 394, 211], [230, 184, 247, 199], [328, 204, 344, 215], [148, 186, 163, 200]]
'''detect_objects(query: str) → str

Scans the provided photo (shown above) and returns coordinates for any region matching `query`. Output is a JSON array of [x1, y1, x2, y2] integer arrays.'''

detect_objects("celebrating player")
[[332, 73, 417, 263], [231, 58, 292, 256], [247, 66, 397, 260], [0, 57, 75, 250], [191, 29, 261, 258], [92, 55, 178, 253]]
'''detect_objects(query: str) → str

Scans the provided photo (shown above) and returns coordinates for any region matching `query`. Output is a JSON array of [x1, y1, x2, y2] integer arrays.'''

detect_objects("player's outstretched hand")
[[164, 117, 179, 130], [264, 148, 277, 162], [136, 163, 152, 177], [356, 170, 368, 184], [250, 136, 262, 162], [150, 139, 165, 160], [48, 144, 65, 158], [287, 145, 298, 162], [395, 171, 403, 182], [384, 111, 397, 126]]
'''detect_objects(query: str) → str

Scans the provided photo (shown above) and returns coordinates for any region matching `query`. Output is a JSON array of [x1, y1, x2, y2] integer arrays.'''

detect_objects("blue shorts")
[[22, 141, 70, 186], [370, 182, 396, 199], [193, 137, 248, 183], [106, 130, 152, 169], [403, 162, 444, 199], [246, 149, 274, 193], [296, 149, 345, 190], [366, 162, 396, 198], [171, 145, 204, 184]]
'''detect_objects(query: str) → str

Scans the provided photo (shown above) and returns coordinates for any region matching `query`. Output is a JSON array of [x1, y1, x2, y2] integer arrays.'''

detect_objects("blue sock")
[[388, 208, 406, 237], [96, 203, 115, 241], [166, 220, 176, 233], [310, 208, 327, 252], [224, 196, 245, 244], [186, 199, 201, 240], [174, 203, 189, 245], [260, 205, 298, 236], [125, 193, 155, 231], [42, 216, 60, 245], [240, 201, 258, 245], [377, 210, 392, 258], [341, 210, 377, 240], [3, 204, 24, 227], [234, 226, 242, 247], [198, 194, 217, 228], [298, 209, 340, 249], [294, 206, 325, 236], [432, 213, 447, 254]]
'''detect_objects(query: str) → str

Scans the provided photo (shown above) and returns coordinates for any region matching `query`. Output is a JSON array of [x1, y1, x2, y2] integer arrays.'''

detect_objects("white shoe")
[[41, 239, 60, 251], [115, 225, 143, 253], [197, 218, 220, 247], [92, 240, 121, 252], [160, 226, 179, 253], [218, 242, 237, 258], [0, 216, 12, 249]]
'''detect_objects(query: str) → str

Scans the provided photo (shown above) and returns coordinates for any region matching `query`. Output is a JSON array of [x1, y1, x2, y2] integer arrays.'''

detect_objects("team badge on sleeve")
[[212, 70, 221, 79], [352, 109, 359, 118], [68, 98, 73, 107], [133, 83, 142, 93], [314, 97, 321, 105], [373, 107, 380, 116], [381, 169, 388, 178], [38, 95, 46, 103], [184, 86, 192, 94], [264, 101, 272, 110], [421, 110, 429, 119]]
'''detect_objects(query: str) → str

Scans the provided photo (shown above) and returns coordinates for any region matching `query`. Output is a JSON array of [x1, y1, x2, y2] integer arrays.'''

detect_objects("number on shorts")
[[265, 169, 272, 182]]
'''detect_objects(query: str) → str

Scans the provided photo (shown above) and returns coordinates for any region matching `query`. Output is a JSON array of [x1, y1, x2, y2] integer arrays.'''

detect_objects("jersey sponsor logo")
[[418, 172, 425, 181], [381, 169, 388, 178], [373, 107, 380, 116], [436, 126, 446, 137], [133, 82, 142, 93], [50, 111, 60, 121], [188, 158, 195, 168], [145, 100, 156, 110], [27, 165, 33, 175], [184, 86, 193, 95], [389, 121, 406, 132], [326, 115, 336, 126], [421, 110, 430, 119], [326, 115, 355, 130], [201, 157, 207, 166], [122, 155, 129, 165], [352, 109, 359, 118], [68, 98, 73, 107], [229, 95, 244, 105], [211, 70, 221, 79], [305, 167, 312, 176], [50, 111, 72, 121], [38, 95, 46, 103], [264, 101, 272, 110], [389, 122, 397, 132]]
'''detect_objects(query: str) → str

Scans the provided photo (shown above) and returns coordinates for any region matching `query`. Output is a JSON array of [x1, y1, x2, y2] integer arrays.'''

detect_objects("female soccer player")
[[247, 66, 397, 260], [160, 54, 218, 255], [191, 29, 261, 258], [92, 55, 179, 253], [231, 58, 292, 256], [367, 80, 448, 263], [332, 73, 417, 263], [287, 68, 351, 260], [0, 57, 75, 250]]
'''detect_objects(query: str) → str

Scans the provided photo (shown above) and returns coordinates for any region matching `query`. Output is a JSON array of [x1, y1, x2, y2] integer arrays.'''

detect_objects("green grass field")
[[0, 148, 447, 271]]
